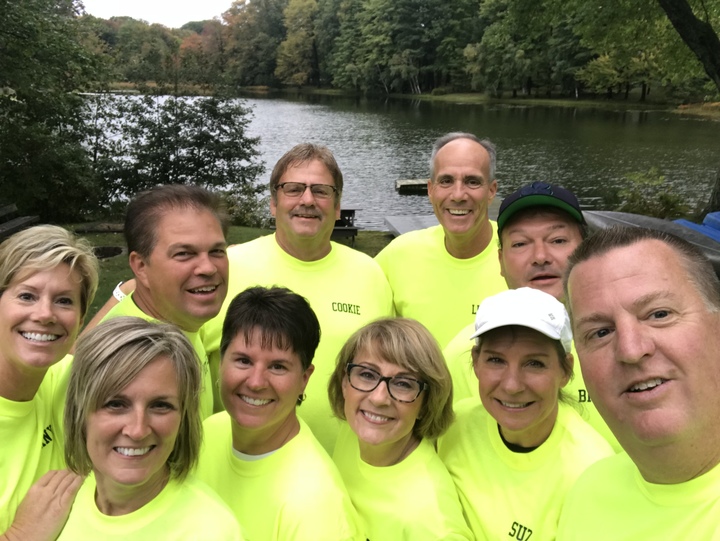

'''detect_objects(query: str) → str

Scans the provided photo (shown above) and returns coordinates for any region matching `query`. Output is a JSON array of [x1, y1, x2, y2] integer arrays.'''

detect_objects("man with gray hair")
[[376, 132, 506, 348], [557, 226, 720, 539]]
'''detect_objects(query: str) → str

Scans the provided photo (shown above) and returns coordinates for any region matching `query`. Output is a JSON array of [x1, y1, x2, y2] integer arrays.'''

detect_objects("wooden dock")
[[395, 179, 429, 195], [385, 199, 501, 236]]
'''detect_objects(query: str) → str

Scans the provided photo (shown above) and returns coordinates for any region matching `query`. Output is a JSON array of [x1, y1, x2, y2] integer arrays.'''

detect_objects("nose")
[[615, 319, 655, 365], [122, 408, 151, 441], [245, 365, 268, 391], [449, 179, 466, 201], [368, 379, 392, 406], [194, 252, 218, 277], [298, 185, 316, 205], [531, 240, 550, 266], [500, 366, 525, 395], [32, 297, 56, 324]]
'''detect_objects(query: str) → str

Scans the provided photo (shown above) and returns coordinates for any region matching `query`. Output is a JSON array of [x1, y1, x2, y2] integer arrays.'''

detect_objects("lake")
[[243, 94, 720, 231]]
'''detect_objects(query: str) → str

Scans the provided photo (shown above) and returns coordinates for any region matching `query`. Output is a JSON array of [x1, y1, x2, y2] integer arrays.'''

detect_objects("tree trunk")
[[640, 82, 647, 101], [699, 165, 720, 218], [655, 0, 720, 93]]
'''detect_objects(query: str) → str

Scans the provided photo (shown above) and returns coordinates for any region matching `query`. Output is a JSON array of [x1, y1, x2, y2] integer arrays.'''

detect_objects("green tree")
[[275, 0, 319, 85]]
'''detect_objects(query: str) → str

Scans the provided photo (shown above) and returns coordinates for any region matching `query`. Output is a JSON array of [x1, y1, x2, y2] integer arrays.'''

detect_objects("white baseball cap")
[[470, 287, 573, 353]]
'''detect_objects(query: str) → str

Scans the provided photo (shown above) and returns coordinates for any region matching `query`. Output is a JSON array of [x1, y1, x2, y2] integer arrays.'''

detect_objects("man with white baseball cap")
[[438, 287, 612, 541]]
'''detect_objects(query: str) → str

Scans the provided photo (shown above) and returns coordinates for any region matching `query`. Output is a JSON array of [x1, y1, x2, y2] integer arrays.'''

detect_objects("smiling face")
[[499, 209, 583, 302], [341, 354, 424, 465], [474, 326, 571, 447], [0, 264, 83, 399], [568, 239, 720, 452], [270, 159, 341, 260], [428, 138, 497, 246], [86, 356, 181, 507], [220, 330, 314, 454], [130, 206, 228, 332]]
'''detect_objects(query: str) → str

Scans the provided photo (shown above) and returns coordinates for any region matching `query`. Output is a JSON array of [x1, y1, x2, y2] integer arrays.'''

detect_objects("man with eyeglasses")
[[376, 132, 507, 349], [443, 181, 620, 451], [201, 143, 393, 452]]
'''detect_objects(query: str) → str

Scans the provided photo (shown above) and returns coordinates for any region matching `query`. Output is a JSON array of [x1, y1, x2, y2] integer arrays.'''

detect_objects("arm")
[[79, 279, 136, 337], [0, 470, 82, 541]]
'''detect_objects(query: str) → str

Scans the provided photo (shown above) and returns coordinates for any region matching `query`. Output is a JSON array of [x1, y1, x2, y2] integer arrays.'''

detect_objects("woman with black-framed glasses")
[[328, 318, 473, 541]]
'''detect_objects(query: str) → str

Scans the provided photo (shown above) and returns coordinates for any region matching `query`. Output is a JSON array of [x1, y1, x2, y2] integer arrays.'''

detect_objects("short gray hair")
[[65, 317, 202, 482], [429, 132, 496, 181]]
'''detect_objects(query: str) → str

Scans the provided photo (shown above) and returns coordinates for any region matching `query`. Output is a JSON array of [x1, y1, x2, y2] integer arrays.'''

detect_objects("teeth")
[[189, 286, 216, 293], [500, 401, 531, 409], [115, 447, 151, 457], [362, 411, 392, 422], [629, 378, 665, 392], [21, 332, 59, 342], [241, 396, 272, 406], [448, 209, 470, 215]]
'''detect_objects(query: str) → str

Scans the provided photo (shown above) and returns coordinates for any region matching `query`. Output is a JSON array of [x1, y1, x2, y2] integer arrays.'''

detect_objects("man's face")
[[270, 159, 340, 254], [428, 138, 497, 241], [568, 239, 720, 452], [131, 207, 228, 332], [499, 209, 583, 301]]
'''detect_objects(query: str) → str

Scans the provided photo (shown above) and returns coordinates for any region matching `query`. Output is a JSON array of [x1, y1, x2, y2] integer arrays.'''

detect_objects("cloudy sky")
[[81, 0, 235, 28]]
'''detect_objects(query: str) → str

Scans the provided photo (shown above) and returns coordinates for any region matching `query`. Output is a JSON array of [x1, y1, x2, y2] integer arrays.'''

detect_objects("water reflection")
[[245, 94, 719, 230]]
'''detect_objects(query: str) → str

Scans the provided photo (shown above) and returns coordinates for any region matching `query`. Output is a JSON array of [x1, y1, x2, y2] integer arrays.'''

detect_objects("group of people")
[[1, 132, 719, 540]]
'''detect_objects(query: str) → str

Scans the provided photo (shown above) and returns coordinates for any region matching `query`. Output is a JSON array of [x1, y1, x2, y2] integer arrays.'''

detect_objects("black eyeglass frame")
[[345, 363, 427, 403], [275, 182, 338, 199]]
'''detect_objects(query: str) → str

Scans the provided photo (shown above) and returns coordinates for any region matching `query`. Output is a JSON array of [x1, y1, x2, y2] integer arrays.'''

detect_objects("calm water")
[[244, 94, 720, 231]]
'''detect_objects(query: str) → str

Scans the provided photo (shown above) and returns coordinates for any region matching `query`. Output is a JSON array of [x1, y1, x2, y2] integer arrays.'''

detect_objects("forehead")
[[568, 240, 694, 314], [502, 208, 582, 239], [281, 159, 334, 185], [433, 139, 490, 177], [152, 206, 224, 247]]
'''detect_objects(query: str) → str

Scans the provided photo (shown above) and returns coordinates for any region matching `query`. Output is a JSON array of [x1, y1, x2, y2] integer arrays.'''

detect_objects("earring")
[[297, 393, 307, 405]]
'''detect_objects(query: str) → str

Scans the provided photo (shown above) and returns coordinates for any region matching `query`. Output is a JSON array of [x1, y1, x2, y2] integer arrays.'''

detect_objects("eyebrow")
[[573, 290, 677, 327], [167, 241, 227, 252]]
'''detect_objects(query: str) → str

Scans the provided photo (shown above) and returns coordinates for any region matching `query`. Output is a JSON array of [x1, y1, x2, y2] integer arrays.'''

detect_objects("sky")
[[81, 0, 235, 29]]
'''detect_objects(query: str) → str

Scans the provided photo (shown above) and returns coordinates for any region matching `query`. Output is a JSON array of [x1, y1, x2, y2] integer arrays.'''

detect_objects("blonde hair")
[[64, 317, 202, 481], [329, 318, 454, 440], [0, 225, 98, 318]]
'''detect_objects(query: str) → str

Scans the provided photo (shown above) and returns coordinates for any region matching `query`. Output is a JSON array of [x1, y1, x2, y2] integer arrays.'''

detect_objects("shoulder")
[[169, 477, 243, 540], [227, 234, 273, 260], [556, 404, 615, 460], [377, 226, 441, 256]]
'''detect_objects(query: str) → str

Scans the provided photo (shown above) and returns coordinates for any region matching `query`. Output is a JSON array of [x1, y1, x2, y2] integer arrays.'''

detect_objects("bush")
[[616, 167, 690, 219]]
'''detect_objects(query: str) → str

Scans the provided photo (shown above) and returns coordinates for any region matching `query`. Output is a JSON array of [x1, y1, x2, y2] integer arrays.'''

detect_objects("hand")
[[1, 470, 83, 541]]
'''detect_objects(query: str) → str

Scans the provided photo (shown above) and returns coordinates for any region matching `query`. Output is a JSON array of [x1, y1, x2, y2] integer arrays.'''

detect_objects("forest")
[[82, 0, 720, 100]]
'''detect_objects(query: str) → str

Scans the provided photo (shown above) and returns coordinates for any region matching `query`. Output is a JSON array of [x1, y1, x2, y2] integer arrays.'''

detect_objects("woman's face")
[[342, 353, 424, 457], [0, 264, 83, 374], [474, 327, 571, 447], [220, 330, 313, 449], [86, 356, 181, 498]]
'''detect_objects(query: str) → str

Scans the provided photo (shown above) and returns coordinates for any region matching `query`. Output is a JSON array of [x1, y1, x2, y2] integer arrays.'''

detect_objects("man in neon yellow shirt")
[[201, 144, 393, 451], [103, 185, 229, 419], [375, 132, 506, 348], [557, 227, 720, 539], [444, 182, 619, 451]]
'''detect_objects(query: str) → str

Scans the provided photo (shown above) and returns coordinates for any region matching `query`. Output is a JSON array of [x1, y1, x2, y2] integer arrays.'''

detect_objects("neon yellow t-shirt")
[[333, 423, 473, 541], [196, 412, 363, 541], [200, 234, 393, 451], [0, 355, 71, 532], [375, 224, 507, 349], [438, 398, 613, 541], [103, 294, 214, 420], [57, 474, 242, 540], [557, 453, 720, 540], [443, 327, 621, 452]]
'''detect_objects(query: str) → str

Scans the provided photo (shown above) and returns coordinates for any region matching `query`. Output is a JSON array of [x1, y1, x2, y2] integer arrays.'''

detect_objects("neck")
[[443, 220, 493, 259], [0, 358, 46, 401], [358, 433, 421, 467], [274, 232, 331, 262], [131, 288, 199, 333], [625, 437, 720, 484], [231, 412, 301, 455], [499, 403, 558, 448], [94, 468, 169, 516]]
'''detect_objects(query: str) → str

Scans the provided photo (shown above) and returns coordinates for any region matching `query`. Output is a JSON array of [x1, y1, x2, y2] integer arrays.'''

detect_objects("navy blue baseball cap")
[[497, 182, 584, 234]]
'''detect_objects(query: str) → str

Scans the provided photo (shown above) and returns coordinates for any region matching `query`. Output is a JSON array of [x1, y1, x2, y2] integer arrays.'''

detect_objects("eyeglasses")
[[275, 182, 338, 199], [519, 181, 553, 196], [346, 363, 426, 403]]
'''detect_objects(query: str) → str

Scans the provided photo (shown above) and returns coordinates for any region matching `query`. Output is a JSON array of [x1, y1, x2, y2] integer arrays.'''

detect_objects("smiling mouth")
[[361, 410, 393, 422], [240, 395, 272, 406], [115, 446, 153, 457], [498, 400, 533, 409], [447, 209, 470, 216], [188, 285, 219, 294], [627, 378, 667, 392], [21, 332, 60, 342]]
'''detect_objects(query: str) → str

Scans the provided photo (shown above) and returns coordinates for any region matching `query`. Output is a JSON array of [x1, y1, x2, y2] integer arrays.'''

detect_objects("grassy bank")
[[75, 225, 394, 321]]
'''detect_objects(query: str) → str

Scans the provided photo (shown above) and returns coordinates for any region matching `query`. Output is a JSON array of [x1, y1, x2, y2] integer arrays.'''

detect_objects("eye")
[[649, 309, 669, 320], [210, 248, 227, 257], [390, 377, 415, 390], [464, 178, 483, 188], [268, 362, 288, 372], [357, 368, 379, 381], [151, 400, 177, 412], [233, 356, 252, 367], [18, 292, 35, 302], [510, 240, 527, 248], [56, 296, 75, 306], [102, 399, 126, 411], [485, 356, 505, 365], [525, 359, 547, 369], [173, 251, 192, 259], [550, 237, 568, 245], [591, 328, 612, 339], [436, 177, 454, 187]]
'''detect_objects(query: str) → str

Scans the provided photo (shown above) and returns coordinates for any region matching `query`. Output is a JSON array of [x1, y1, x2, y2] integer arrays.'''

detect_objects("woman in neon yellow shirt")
[[438, 288, 613, 541], [328, 317, 473, 541], [59, 317, 241, 540], [0, 225, 98, 540]]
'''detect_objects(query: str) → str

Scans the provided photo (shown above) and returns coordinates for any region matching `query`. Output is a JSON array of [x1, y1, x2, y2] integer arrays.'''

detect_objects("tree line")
[[83, 0, 720, 100]]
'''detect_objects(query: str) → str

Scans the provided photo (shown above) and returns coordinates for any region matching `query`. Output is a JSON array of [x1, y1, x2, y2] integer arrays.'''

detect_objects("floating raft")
[[385, 199, 500, 237], [395, 179, 429, 194]]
